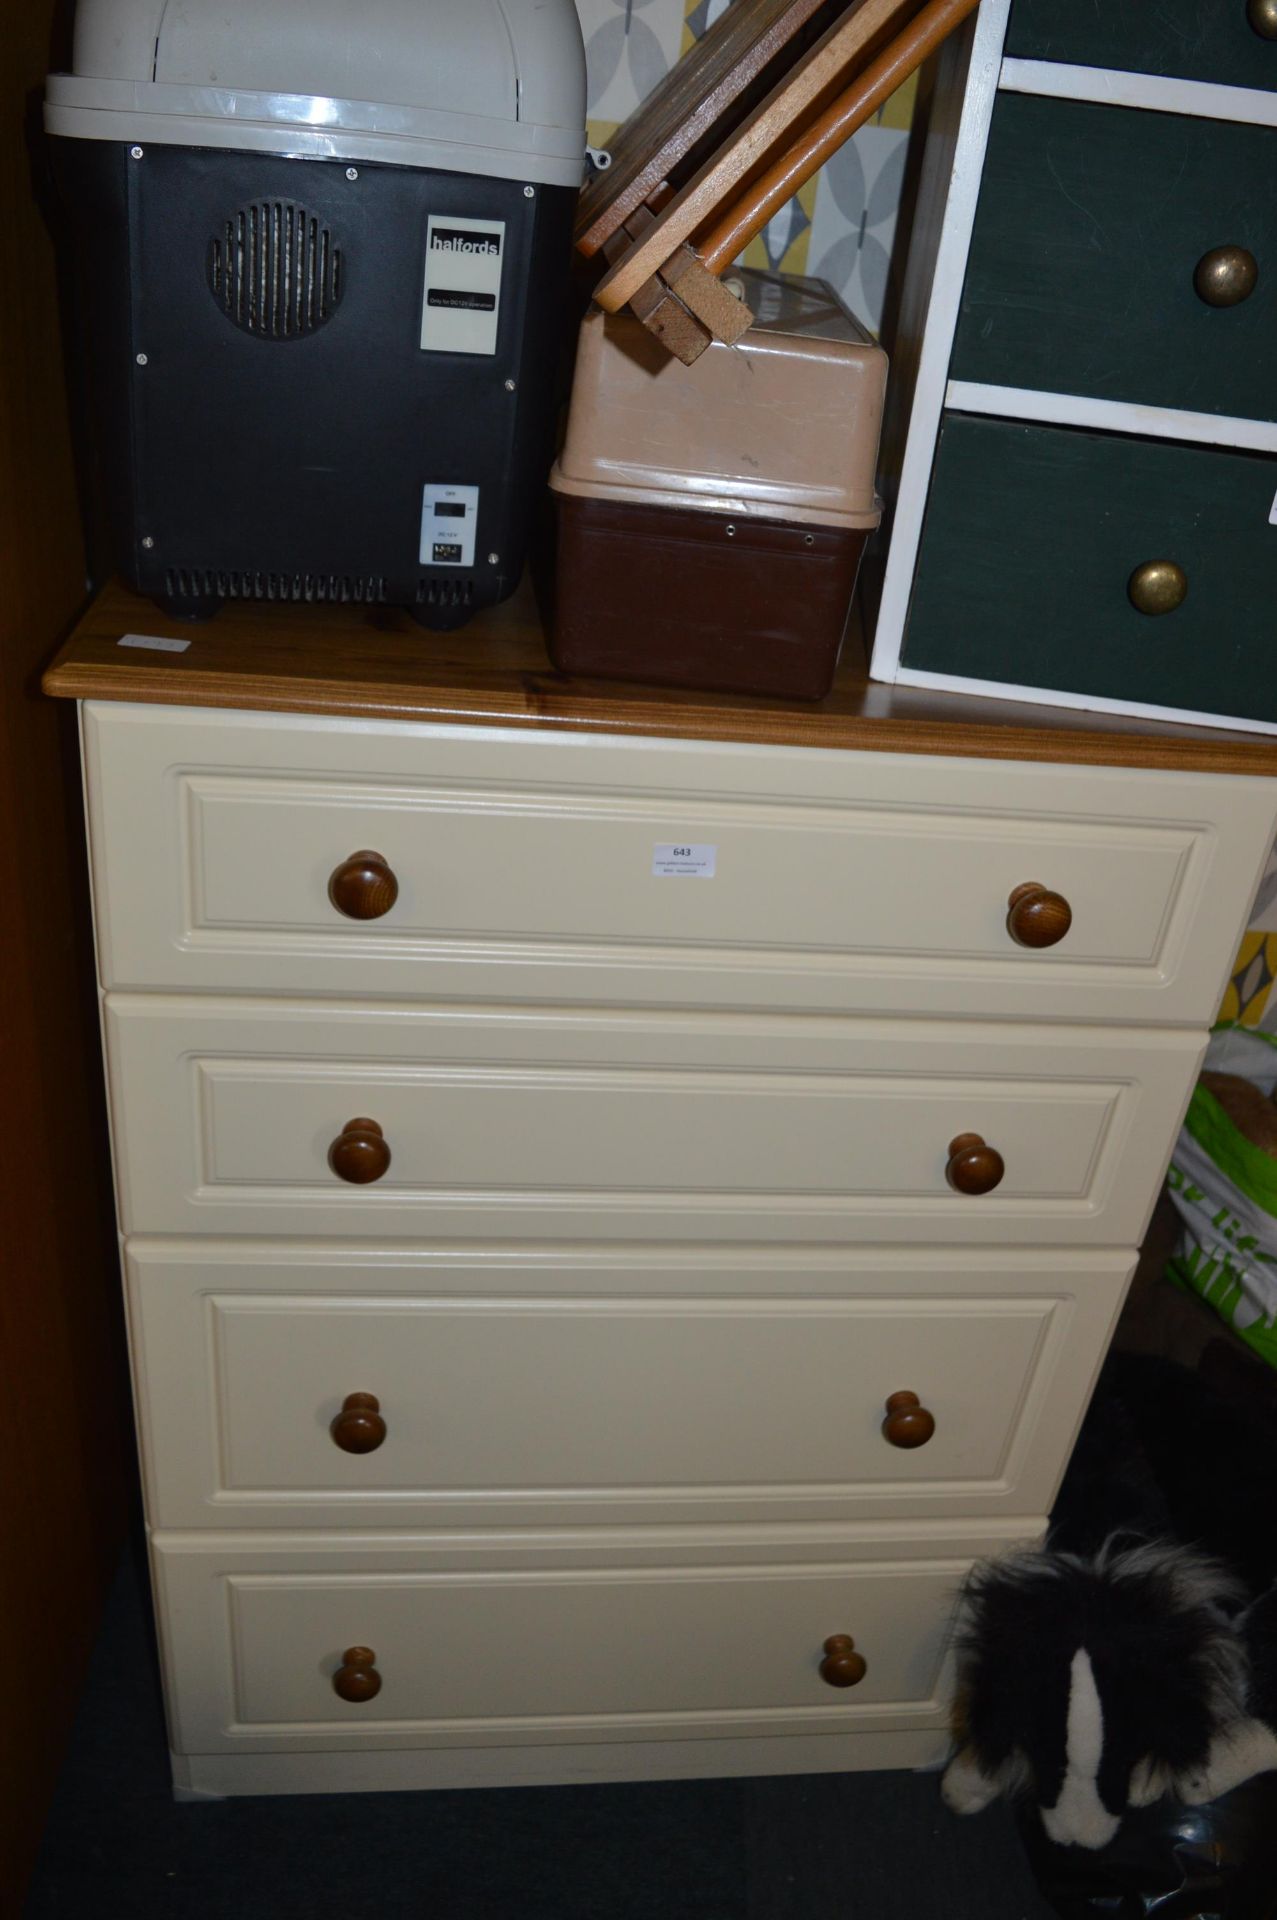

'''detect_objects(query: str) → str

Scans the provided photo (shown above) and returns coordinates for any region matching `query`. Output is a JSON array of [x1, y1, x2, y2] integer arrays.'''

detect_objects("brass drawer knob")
[[329, 1117, 391, 1185], [1128, 560, 1188, 616], [946, 1133, 1005, 1196], [331, 1392, 387, 1454], [819, 1634, 868, 1688], [329, 849, 399, 920], [1006, 882, 1072, 950], [1250, 0, 1277, 39], [333, 1646, 382, 1703], [1194, 245, 1258, 308], [882, 1391, 936, 1450]]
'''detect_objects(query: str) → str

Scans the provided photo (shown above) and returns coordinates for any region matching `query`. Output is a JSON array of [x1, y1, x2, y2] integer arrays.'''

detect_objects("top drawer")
[[82, 704, 1275, 1026], [1006, 0, 1277, 94], [952, 96, 1277, 423]]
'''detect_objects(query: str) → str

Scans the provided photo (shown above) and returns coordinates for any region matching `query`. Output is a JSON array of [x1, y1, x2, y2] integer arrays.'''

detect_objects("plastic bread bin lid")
[[551, 272, 887, 529]]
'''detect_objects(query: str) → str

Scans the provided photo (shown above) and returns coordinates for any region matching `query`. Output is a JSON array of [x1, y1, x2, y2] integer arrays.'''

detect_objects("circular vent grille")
[[208, 203, 343, 338]]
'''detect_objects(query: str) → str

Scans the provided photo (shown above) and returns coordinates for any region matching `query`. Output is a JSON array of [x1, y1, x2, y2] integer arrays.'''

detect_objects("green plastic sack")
[[1166, 1026, 1277, 1372]]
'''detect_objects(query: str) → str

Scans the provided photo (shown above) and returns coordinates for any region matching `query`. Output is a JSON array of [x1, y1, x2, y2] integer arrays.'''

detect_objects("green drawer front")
[[902, 415, 1277, 723], [950, 95, 1277, 422], [1007, 0, 1277, 93]]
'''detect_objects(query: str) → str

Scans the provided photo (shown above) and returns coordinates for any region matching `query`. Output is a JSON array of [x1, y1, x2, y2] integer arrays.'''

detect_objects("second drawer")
[[106, 998, 1204, 1243], [127, 1242, 1132, 1529]]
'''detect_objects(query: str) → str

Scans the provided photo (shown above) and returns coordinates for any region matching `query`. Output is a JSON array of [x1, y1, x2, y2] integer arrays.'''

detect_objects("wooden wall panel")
[[0, 0, 133, 1904]]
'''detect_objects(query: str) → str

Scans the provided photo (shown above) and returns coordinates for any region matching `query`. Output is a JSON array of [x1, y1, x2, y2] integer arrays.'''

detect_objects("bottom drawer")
[[903, 414, 1277, 727], [154, 1526, 1033, 1756]]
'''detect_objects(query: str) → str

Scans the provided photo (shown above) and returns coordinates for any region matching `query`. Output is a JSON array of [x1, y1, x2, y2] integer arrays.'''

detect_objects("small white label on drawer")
[[1269, 488, 1277, 526], [118, 634, 191, 653], [653, 843, 717, 878]]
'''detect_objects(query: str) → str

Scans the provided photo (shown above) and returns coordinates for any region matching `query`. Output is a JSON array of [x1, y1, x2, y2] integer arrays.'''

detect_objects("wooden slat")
[[659, 247, 756, 342], [575, 0, 837, 258], [41, 576, 1277, 777], [699, 0, 983, 272], [593, 0, 919, 313]]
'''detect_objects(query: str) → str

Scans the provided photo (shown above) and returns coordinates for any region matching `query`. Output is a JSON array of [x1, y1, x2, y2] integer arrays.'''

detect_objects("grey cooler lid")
[[45, 0, 587, 187]]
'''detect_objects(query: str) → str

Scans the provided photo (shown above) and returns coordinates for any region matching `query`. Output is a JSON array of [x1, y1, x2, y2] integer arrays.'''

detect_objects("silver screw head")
[[141, 535, 155, 550], [130, 145, 144, 159], [345, 166, 359, 180], [725, 523, 736, 538], [135, 352, 148, 366], [504, 377, 516, 392], [523, 184, 535, 198], [487, 552, 500, 566]]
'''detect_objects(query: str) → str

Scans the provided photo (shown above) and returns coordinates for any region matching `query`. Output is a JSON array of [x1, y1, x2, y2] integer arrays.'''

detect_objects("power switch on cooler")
[[420, 483, 479, 567]]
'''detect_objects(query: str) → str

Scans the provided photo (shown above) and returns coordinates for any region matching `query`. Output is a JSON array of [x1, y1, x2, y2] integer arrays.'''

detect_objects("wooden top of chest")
[[43, 575, 1277, 778]]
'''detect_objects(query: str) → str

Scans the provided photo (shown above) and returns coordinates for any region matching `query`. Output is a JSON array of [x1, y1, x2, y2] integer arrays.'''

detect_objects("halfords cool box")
[[549, 273, 887, 700], [46, 0, 586, 627]]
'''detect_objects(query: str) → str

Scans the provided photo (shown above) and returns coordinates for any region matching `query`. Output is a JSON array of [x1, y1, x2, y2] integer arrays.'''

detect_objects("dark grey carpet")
[[25, 1543, 1055, 1919]]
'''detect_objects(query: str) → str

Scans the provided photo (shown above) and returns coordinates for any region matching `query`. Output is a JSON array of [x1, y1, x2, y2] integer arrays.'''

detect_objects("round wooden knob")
[[1250, 0, 1277, 39], [329, 849, 399, 920], [882, 1391, 936, 1450], [819, 1635, 868, 1689], [946, 1133, 1005, 1196], [328, 1117, 391, 1185], [333, 1647, 382, 1703], [1128, 560, 1188, 616], [1006, 882, 1073, 950], [1194, 245, 1259, 307], [331, 1392, 387, 1454]]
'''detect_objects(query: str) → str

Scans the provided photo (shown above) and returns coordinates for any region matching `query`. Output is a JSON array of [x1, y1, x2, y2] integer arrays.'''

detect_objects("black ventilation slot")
[[416, 577, 475, 610], [208, 203, 343, 337], [164, 569, 386, 605]]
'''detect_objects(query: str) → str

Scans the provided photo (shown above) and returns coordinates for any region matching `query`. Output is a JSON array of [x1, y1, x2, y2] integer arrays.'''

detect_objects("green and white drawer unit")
[[870, 0, 1277, 734]]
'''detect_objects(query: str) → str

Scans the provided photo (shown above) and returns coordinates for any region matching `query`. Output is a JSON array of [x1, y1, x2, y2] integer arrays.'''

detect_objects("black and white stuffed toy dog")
[[942, 1353, 1277, 1850]]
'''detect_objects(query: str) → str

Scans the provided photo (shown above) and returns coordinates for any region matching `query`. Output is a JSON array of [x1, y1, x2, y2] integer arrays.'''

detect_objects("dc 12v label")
[[420, 216, 505, 356]]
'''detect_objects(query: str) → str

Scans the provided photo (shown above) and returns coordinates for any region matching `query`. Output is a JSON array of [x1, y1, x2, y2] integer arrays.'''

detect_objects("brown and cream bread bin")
[[549, 272, 886, 700]]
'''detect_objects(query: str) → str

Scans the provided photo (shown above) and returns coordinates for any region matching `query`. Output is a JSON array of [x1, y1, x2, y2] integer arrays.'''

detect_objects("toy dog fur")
[[941, 1353, 1277, 1849]]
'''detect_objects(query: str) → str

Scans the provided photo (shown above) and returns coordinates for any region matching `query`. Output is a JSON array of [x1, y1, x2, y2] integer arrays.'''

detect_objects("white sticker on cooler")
[[1270, 487, 1277, 527], [420, 217, 505, 356], [420, 484, 479, 567]]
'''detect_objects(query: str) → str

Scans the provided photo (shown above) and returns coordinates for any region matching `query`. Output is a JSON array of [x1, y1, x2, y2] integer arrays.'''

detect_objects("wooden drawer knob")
[[1006, 882, 1072, 950], [819, 1635, 868, 1689], [333, 1647, 382, 1703], [882, 1391, 936, 1450], [1250, 0, 1277, 40], [946, 1133, 1005, 1196], [1194, 244, 1259, 307], [329, 849, 399, 920], [328, 1117, 391, 1184], [1128, 560, 1188, 616], [331, 1392, 387, 1454]]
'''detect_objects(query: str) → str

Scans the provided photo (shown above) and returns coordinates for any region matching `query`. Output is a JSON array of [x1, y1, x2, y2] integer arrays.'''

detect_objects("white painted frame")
[[871, 0, 1012, 680]]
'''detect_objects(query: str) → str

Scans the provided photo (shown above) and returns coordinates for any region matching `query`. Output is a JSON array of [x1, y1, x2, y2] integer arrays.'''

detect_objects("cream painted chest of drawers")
[[46, 584, 1277, 1801]]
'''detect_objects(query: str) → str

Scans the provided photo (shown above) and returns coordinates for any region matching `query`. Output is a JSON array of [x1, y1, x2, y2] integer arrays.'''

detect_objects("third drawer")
[[127, 1242, 1132, 1530]]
